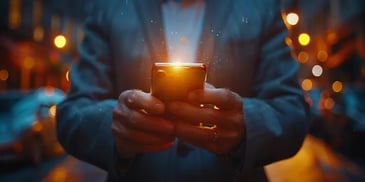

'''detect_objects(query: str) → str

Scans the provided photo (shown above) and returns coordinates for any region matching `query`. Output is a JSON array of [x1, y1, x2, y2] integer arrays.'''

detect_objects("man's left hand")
[[168, 84, 245, 154]]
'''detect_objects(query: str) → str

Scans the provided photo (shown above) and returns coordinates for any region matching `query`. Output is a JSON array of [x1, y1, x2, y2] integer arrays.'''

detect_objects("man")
[[56, 0, 310, 181]]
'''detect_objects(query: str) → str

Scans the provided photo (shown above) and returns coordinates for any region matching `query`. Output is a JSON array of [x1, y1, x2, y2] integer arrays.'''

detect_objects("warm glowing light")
[[33, 26, 44, 42], [9, 0, 21, 29], [0, 69, 9, 81], [324, 98, 335, 110], [286, 13, 299, 25], [317, 50, 328, 62], [297, 51, 309, 63], [47, 167, 67, 181], [32, 122, 43, 132], [54, 35, 67, 48], [301, 79, 313, 91], [49, 105, 57, 117], [298, 33, 310, 46], [327, 32, 338, 44], [65, 70, 70, 82], [23, 57, 35, 69], [285, 37, 292, 46], [312, 65, 323, 77], [332, 81, 343, 93]]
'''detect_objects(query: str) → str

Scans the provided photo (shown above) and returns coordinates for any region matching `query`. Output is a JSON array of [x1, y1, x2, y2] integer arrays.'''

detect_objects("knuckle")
[[119, 90, 131, 101], [221, 89, 233, 103]]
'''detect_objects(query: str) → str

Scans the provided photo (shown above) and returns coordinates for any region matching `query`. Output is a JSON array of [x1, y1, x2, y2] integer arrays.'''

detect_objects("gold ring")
[[212, 131, 218, 142]]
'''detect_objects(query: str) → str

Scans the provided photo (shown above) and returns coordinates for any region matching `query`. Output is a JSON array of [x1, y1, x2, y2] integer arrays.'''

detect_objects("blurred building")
[[0, 0, 94, 91]]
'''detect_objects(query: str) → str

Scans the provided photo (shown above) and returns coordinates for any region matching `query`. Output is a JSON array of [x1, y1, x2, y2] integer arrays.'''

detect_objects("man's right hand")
[[112, 90, 175, 155]]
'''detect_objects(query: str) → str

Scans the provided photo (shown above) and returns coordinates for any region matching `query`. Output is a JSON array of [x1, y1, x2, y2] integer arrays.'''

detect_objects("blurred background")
[[0, 0, 364, 181]]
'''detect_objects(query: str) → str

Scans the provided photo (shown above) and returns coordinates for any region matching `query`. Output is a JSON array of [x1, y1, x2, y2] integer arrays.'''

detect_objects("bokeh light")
[[285, 37, 293, 46], [301, 79, 313, 91], [23, 57, 35, 69], [54, 35, 67, 48], [312, 65, 323, 77], [332, 81, 343, 93], [65, 70, 70, 82], [0, 69, 9, 81], [286, 13, 299, 25], [317, 50, 328, 62], [298, 33, 311, 46], [33, 26, 44, 42], [297, 51, 309, 63], [324, 98, 335, 110], [49, 105, 57, 117]]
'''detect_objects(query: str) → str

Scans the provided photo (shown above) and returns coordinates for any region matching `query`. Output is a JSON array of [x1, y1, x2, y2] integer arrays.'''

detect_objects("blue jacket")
[[56, 0, 310, 181]]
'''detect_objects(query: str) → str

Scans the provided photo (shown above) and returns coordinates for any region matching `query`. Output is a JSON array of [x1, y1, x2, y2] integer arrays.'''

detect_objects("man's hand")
[[169, 84, 245, 155], [112, 90, 175, 155]]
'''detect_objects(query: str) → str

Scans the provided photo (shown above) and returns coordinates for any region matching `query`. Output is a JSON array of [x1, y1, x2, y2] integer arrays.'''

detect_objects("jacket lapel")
[[134, 0, 168, 62]]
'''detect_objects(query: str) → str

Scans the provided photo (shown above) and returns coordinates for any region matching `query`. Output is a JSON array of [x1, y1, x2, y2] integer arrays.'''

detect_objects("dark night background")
[[0, 0, 364, 181]]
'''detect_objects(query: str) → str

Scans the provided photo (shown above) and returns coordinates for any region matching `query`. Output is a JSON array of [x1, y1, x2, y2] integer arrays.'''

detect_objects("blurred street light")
[[332, 81, 343, 93], [65, 70, 70, 82], [286, 12, 299, 26], [298, 33, 311, 46], [297, 51, 309, 63], [312, 65, 323, 77], [0, 69, 9, 81], [54, 35, 67, 49], [317, 50, 328, 62], [301, 79, 313, 91]]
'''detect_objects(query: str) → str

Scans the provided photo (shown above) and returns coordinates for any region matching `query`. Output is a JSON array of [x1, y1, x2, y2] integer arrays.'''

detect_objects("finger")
[[169, 101, 223, 126], [176, 121, 241, 143], [113, 107, 175, 136], [114, 135, 174, 153], [119, 90, 165, 115], [188, 88, 242, 110], [175, 121, 215, 143], [112, 121, 175, 145], [169, 101, 243, 129]]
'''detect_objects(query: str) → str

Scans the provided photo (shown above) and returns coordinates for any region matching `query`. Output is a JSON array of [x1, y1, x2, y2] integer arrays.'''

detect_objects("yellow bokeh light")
[[49, 105, 57, 117], [0, 69, 9, 81], [54, 35, 67, 48], [298, 33, 311, 46], [332, 81, 343, 93], [65, 70, 70, 82], [324, 98, 335, 110], [301, 79, 312, 91], [286, 13, 299, 25], [297, 51, 309, 63], [312, 65, 323, 77], [317, 50, 328, 62]]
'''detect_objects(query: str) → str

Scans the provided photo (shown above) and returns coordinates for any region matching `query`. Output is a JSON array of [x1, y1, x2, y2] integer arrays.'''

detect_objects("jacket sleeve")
[[55, 2, 122, 177], [231, 1, 310, 176]]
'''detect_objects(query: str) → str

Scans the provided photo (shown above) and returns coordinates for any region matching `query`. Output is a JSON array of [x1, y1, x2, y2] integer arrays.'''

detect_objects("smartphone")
[[151, 62, 207, 102]]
